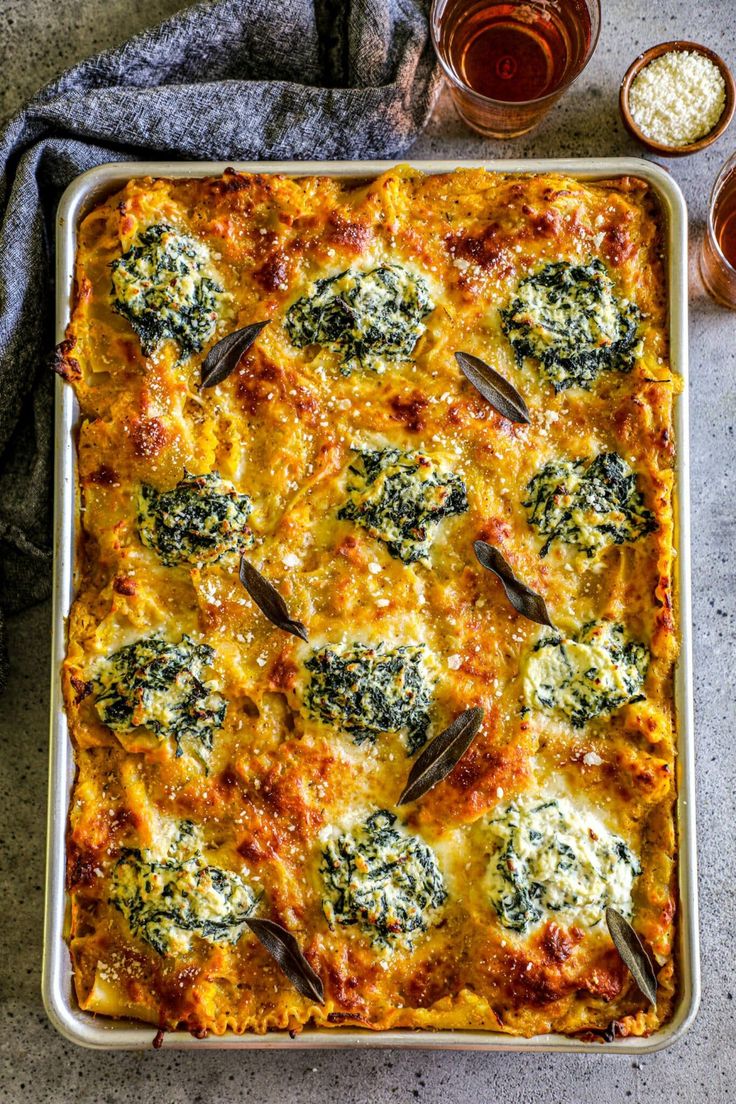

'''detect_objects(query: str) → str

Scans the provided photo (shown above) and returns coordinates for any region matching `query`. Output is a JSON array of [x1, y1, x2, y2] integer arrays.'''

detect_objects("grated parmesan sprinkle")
[[629, 49, 726, 147]]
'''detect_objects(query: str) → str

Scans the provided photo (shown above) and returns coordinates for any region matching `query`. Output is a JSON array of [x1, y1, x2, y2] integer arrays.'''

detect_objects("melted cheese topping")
[[62, 167, 678, 1042]]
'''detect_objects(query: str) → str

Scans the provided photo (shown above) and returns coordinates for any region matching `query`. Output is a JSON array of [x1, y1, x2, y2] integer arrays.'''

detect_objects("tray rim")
[[44, 156, 699, 1052]]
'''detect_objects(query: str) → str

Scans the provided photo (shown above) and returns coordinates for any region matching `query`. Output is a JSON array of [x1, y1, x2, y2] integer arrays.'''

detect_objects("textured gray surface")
[[1, 0, 734, 1100]]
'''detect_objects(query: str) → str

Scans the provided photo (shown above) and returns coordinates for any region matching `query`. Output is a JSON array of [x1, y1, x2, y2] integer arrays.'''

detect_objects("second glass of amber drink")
[[431, 0, 601, 138], [701, 152, 736, 310]]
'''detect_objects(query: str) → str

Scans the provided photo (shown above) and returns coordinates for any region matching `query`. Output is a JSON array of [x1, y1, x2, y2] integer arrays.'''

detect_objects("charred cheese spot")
[[112, 575, 137, 596], [389, 391, 428, 432], [86, 464, 120, 487], [130, 417, 168, 458], [253, 250, 290, 292]]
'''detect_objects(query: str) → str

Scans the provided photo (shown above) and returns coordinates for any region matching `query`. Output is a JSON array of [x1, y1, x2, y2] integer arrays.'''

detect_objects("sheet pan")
[[43, 158, 699, 1051]]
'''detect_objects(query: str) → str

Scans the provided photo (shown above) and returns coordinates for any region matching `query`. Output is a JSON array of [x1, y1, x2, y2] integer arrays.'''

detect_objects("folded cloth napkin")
[[0, 0, 440, 686]]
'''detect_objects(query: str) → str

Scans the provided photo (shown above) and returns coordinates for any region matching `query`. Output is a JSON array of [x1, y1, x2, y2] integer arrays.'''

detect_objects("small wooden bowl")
[[620, 40, 735, 156]]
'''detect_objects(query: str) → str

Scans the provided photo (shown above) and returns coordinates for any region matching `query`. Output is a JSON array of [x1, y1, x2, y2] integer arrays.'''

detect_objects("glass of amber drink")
[[431, 0, 601, 138], [701, 152, 736, 310]]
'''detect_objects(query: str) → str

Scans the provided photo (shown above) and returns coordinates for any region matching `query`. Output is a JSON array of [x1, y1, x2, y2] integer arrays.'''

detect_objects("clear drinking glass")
[[431, 0, 601, 138], [700, 152, 736, 310]]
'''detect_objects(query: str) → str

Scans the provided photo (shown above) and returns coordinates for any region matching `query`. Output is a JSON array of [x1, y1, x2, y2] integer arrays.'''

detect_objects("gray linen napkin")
[[0, 0, 440, 685]]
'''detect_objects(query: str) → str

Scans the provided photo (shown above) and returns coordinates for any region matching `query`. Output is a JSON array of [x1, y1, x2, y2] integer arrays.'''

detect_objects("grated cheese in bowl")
[[629, 49, 726, 147]]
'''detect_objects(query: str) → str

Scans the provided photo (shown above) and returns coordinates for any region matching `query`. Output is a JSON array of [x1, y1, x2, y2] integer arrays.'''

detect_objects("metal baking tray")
[[44, 158, 699, 1052]]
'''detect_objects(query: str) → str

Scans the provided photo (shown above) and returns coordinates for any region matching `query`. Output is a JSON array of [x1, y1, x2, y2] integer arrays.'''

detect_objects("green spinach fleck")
[[524, 452, 656, 557], [94, 635, 226, 759], [284, 265, 433, 373], [109, 822, 256, 955], [487, 796, 641, 934], [523, 620, 648, 728], [111, 223, 222, 358]]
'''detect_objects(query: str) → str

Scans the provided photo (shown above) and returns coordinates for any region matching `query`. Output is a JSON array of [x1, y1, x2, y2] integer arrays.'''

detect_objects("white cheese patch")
[[485, 795, 640, 933], [523, 621, 648, 728], [320, 810, 447, 949], [109, 822, 256, 955]]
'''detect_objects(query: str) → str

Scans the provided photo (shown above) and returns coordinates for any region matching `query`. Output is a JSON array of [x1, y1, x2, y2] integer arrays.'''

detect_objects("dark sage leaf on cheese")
[[200, 320, 269, 389], [606, 907, 658, 1007], [474, 541, 554, 628], [397, 706, 484, 805], [246, 917, 324, 1004], [455, 351, 530, 424], [239, 557, 308, 642]]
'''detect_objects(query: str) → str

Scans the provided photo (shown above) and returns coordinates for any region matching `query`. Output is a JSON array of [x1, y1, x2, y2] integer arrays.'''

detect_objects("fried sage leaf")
[[455, 351, 530, 424], [239, 557, 308, 642], [200, 320, 269, 388], [246, 918, 324, 1004], [474, 541, 554, 628], [606, 907, 658, 1007], [397, 706, 484, 805]]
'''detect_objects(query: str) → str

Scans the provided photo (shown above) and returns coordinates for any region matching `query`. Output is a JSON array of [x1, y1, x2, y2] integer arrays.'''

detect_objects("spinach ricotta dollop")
[[304, 641, 432, 753], [284, 265, 433, 373], [338, 447, 468, 563], [523, 621, 648, 728], [94, 635, 226, 758], [138, 471, 254, 566], [111, 223, 222, 358], [486, 796, 640, 934], [500, 259, 641, 391], [523, 452, 655, 557], [109, 822, 256, 955], [321, 810, 447, 947]]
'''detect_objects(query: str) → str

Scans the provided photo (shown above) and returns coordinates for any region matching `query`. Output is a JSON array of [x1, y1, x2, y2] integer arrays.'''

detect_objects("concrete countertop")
[[1, 1, 733, 1100]]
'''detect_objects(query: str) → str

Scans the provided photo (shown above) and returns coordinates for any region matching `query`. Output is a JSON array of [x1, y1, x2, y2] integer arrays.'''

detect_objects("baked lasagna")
[[59, 166, 679, 1040]]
